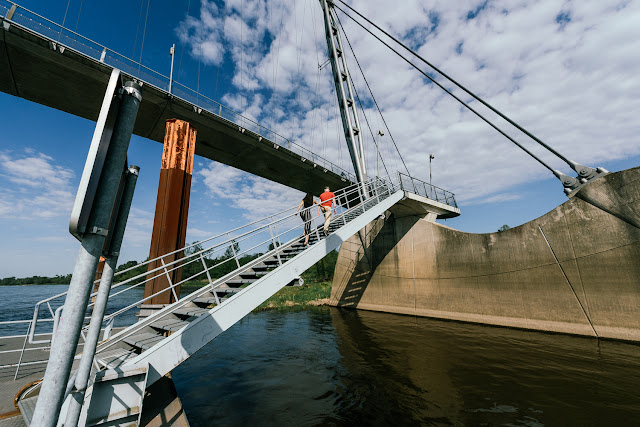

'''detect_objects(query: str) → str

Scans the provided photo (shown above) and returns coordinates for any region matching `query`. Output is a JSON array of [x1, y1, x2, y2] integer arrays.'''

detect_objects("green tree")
[[498, 224, 511, 232], [224, 240, 241, 259]]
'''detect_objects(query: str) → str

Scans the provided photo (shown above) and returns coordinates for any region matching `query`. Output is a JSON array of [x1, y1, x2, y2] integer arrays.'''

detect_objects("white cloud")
[[198, 161, 302, 220], [177, 0, 640, 210], [467, 192, 523, 205], [0, 150, 75, 219], [120, 207, 154, 248]]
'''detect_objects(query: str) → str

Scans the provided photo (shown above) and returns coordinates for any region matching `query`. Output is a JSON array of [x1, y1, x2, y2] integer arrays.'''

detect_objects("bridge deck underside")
[[0, 24, 350, 193]]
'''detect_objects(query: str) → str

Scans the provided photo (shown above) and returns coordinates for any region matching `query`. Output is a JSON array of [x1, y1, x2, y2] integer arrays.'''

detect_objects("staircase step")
[[96, 348, 139, 369], [174, 306, 210, 318], [124, 332, 165, 351], [226, 278, 256, 287], [283, 248, 304, 254], [150, 318, 189, 332], [193, 296, 219, 306], [214, 287, 241, 295], [239, 271, 267, 279]]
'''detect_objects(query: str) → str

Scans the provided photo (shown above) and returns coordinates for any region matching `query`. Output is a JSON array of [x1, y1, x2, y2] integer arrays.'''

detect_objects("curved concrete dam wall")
[[330, 166, 640, 341]]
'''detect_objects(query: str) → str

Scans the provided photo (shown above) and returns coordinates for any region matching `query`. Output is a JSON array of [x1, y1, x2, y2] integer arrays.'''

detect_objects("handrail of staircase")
[[23, 183, 354, 343], [0, 0, 356, 183], [94, 174, 402, 355], [25, 175, 399, 345], [96, 176, 394, 326], [397, 172, 458, 208]]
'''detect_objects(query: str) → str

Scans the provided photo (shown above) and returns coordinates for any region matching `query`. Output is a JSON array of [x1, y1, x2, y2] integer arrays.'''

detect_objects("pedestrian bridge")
[[0, 0, 352, 193]]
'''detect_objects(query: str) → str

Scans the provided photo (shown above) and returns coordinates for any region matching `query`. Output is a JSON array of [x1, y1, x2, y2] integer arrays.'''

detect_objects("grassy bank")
[[178, 279, 332, 312], [254, 280, 332, 312]]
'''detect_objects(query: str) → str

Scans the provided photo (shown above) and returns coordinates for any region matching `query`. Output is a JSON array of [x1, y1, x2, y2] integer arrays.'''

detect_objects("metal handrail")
[[94, 175, 400, 355], [23, 176, 393, 342], [397, 172, 458, 208], [3, 173, 449, 377], [0, 0, 356, 182]]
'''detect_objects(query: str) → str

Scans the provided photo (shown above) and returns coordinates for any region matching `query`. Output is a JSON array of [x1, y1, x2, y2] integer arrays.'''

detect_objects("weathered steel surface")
[[144, 120, 196, 305], [332, 166, 640, 342]]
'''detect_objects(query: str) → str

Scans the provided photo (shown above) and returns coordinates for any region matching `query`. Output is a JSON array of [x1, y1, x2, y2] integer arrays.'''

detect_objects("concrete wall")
[[331, 166, 640, 341]]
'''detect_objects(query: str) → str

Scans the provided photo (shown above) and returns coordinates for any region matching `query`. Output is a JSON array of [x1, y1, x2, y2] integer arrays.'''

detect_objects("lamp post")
[[429, 153, 435, 185], [168, 43, 175, 94], [376, 130, 384, 177]]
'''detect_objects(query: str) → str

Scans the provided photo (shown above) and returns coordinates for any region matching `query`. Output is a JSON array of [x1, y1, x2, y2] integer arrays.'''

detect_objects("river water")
[[1, 286, 639, 425], [173, 307, 640, 426]]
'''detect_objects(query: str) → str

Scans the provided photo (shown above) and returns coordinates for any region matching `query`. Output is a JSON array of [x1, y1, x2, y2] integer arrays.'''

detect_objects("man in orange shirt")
[[318, 186, 336, 236]]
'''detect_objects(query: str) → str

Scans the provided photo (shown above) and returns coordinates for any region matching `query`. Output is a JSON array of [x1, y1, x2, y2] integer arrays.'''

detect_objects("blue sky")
[[1, 0, 639, 277]]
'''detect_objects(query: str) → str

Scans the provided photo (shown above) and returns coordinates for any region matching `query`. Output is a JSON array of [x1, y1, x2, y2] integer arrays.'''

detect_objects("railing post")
[[268, 225, 282, 266], [313, 213, 322, 243], [28, 304, 40, 344], [46, 302, 54, 318], [103, 317, 114, 340], [160, 258, 179, 302], [228, 233, 241, 268], [274, 223, 283, 248], [200, 254, 220, 305], [14, 322, 31, 380]]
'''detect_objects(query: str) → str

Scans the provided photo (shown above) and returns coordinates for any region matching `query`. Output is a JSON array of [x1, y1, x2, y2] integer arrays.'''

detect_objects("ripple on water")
[[169, 307, 640, 426]]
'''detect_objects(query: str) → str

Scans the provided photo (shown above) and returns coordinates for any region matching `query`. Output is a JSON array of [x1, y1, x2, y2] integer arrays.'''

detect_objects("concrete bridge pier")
[[140, 119, 196, 317], [330, 167, 640, 342]]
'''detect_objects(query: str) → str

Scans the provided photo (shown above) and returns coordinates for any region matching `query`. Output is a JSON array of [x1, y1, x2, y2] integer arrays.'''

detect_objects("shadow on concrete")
[[331, 214, 419, 308]]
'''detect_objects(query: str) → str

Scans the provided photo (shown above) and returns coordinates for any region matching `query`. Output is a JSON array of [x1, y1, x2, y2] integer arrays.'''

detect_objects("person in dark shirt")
[[296, 192, 316, 246]]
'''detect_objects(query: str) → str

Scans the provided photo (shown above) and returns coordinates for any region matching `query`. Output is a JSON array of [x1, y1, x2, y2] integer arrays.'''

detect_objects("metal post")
[[160, 258, 179, 302], [64, 166, 139, 427], [31, 81, 141, 427], [429, 153, 435, 185], [269, 225, 282, 266], [376, 130, 383, 178], [200, 254, 220, 305], [13, 322, 31, 380], [228, 233, 241, 268], [168, 44, 175, 94]]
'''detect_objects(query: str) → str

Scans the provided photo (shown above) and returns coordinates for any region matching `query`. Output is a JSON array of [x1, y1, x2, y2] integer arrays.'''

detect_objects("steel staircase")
[[14, 173, 461, 425], [16, 176, 411, 425], [74, 182, 402, 425]]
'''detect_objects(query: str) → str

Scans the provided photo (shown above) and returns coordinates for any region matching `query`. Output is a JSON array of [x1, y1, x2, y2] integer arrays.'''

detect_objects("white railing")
[[0, 172, 457, 378], [0, 0, 356, 182], [4, 174, 392, 341], [397, 173, 458, 208], [93, 175, 402, 356]]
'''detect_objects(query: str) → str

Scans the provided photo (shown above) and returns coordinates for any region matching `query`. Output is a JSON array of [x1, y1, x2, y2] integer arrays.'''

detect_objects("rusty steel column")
[[91, 256, 106, 303], [142, 119, 196, 312]]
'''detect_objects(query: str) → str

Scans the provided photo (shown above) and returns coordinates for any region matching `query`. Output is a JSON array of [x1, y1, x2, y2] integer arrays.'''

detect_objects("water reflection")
[[173, 307, 640, 426]]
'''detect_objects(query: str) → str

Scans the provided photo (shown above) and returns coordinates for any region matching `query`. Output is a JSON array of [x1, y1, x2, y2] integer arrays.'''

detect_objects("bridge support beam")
[[142, 119, 196, 313]]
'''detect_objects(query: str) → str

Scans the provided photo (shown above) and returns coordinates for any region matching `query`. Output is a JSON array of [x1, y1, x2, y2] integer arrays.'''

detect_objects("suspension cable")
[[350, 75, 390, 178], [334, 4, 556, 173], [177, 0, 192, 83], [334, 0, 576, 170], [57, 0, 72, 42], [132, 0, 144, 58], [336, 13, 409, 178], [137, 0, 151, 74], [74, 0, 84, 32]]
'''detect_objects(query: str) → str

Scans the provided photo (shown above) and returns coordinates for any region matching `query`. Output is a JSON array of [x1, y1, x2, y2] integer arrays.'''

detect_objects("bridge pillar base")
[[143, 119, 197, 306]]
